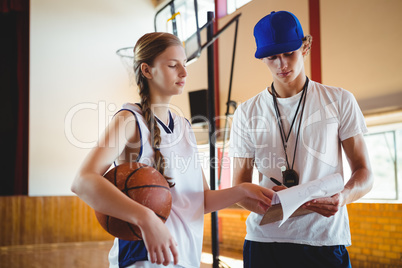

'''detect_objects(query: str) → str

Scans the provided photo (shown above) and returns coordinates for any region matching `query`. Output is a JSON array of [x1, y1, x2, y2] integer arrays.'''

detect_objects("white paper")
[[272, 173, 344, 226]]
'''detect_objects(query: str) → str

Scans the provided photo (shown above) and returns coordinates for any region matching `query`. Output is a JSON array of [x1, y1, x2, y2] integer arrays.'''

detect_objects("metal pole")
[[218, 17, 239, 185], [207, 11, 220, 268], [201, 13, 241, 51]]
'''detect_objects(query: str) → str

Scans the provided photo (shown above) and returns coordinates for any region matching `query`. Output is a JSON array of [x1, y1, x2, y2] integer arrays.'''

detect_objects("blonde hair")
[[133, 32, 182, 187], [301, 35, 313, 56]]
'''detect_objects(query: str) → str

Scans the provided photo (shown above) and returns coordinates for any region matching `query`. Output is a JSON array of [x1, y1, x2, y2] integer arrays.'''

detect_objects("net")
[[116, 47, 135, 86], [116, 0, 214, 84]]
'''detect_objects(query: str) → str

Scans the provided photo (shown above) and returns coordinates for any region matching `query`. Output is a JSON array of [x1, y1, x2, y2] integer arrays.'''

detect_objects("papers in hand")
[[260, 173, 344, 227]]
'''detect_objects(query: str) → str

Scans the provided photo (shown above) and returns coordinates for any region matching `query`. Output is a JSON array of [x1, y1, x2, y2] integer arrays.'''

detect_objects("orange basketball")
[[95, 162, 172, 241]]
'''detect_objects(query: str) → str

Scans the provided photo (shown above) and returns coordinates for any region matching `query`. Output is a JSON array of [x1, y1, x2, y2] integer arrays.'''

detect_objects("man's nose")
[[278, 57, 288, 69]]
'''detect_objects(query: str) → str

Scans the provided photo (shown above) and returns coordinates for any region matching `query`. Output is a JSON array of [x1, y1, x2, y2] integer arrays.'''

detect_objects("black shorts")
[[243, 240, 351, 268]]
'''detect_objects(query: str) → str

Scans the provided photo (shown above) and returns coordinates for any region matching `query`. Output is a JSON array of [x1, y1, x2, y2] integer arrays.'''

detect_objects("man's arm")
[[232, 157, 269, 214], [341, 133, 374, 203], [304, 134, 373, 217]]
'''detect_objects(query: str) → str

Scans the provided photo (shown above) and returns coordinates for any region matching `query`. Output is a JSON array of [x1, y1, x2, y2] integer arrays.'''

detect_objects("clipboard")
[[259, 173, 344, 226], [259, 204, 313, 226]]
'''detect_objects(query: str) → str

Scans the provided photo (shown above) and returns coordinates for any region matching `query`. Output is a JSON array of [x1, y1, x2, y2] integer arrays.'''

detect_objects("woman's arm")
[[228, 157, 272, 214], [71, 110, 178, 265], [203, 158, 273, 214]]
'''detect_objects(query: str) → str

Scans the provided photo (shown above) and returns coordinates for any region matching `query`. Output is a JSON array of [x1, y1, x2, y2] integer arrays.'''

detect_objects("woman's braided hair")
[[133, 32, 182, 187]]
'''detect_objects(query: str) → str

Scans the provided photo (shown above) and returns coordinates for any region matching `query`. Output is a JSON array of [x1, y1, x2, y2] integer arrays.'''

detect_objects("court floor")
[[0, 241, 243, 268]]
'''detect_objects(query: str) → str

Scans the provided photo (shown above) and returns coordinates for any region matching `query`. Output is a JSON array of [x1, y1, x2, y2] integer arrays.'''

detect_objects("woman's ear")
[[140, 63, 152, 79]]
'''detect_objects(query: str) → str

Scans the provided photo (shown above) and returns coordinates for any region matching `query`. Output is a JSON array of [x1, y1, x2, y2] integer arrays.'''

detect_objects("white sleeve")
[[338, 90, 368, 141], [228, 104, 255, 158]]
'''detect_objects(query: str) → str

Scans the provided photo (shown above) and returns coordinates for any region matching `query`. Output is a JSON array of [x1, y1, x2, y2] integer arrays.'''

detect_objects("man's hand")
[[302, 192, 345, 217], [303, 133, 373, 218]]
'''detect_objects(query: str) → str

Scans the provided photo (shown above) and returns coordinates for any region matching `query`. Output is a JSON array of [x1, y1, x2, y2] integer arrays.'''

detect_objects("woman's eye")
[[168, 65, 176, 68], [284, 52, 294, 56], [268, 56, 277, 60]]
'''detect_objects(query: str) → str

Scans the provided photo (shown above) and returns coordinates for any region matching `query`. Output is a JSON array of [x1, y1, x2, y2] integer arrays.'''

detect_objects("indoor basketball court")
[[1, 0, 402, 267]]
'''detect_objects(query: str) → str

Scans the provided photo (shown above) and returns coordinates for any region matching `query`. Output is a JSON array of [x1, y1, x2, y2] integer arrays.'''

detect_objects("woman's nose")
[[179, 65, 187, 77]]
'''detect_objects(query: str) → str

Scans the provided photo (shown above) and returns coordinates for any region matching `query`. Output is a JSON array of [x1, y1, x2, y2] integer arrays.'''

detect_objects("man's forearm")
[[342, 167, 373, 206]]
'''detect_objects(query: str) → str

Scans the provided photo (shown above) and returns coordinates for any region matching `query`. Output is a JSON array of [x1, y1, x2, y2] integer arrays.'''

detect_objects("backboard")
[[154, 0, 215, 64]]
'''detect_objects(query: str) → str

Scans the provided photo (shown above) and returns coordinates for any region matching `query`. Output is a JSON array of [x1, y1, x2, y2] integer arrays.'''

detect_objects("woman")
[[71, 32, 274, 268]]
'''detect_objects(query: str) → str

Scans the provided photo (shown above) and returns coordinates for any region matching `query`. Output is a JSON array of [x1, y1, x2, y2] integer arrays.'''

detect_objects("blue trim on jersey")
[[135, 103, 174, 134], [155, 111, 174, 134], [168, 111, 174, 132], [118, 240, 148, 267], [113, 109, 143, 165], [184, 118, 191, 127]]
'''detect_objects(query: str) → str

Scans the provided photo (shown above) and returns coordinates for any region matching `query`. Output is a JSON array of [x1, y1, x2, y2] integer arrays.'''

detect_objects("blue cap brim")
[[255, 39, 302, 59]]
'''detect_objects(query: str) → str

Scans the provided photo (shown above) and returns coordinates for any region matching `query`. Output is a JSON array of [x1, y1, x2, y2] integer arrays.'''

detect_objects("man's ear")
[[140, 63, 152, 79], [301, 35, 313, 57], [302, 44, 311, 56]]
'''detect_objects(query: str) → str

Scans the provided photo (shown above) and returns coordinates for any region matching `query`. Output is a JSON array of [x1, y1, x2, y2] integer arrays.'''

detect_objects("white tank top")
[[109, 103, 205, 268]]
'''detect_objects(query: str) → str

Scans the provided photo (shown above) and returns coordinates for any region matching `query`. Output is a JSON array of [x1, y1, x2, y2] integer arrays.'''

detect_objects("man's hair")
[[302, 35, 313, 56]]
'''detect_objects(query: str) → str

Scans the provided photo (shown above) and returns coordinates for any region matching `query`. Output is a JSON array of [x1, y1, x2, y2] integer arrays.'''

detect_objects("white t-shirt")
[[109, 103, 205, 268], [229, 80, 367, 246]]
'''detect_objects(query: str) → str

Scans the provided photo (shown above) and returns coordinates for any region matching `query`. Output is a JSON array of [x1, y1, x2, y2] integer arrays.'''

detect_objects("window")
[[345, 112, 402, 203], [227, 0, 252, 14], [363, 129, 400, 200]]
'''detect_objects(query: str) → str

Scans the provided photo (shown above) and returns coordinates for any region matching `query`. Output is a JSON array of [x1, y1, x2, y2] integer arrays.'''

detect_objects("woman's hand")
[[137, 209, 179, 266], [240, 183, 274, 213], [272, 185, 287, 192]]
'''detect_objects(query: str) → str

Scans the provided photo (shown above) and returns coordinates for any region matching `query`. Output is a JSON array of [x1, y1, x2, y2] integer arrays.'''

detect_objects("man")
[[229, 11, 373, 267]]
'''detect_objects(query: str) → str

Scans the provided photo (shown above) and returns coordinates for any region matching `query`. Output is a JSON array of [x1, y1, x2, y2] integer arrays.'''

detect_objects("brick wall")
[[347, 203, 402, 267], [204, 209, 248, 253], [0, 196, 113, 246], [203, 203, 402, 267]]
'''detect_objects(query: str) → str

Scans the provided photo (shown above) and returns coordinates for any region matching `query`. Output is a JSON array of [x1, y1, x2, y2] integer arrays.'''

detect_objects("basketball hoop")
[[116, 0, 214, 84], [116, 47, 135, 86], [154, 0, 213, 64]]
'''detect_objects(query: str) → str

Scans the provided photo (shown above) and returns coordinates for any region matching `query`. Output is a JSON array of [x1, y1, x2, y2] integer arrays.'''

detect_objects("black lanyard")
[[271, 77, 309, 187]]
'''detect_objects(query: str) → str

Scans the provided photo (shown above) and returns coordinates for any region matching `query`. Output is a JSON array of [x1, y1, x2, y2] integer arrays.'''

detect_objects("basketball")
[[95, 162, 172, 241]]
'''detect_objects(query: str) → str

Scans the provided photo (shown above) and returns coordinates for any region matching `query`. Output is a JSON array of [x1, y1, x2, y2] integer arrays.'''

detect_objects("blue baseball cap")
[[254, 11, 304, 59]]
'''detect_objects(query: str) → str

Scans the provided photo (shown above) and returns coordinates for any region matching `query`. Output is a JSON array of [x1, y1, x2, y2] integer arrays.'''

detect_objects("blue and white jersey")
[[109, 103, 205, 268]]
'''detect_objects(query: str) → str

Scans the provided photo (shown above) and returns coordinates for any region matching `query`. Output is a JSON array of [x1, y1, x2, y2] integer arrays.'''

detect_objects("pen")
[[270, 177, 283, 186]]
